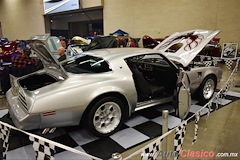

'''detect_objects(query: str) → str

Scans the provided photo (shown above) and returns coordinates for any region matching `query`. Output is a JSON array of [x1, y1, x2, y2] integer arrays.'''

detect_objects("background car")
[[0, 40, 22, 62], [66, 44, 86, 57], [6, 30, 222, 137]]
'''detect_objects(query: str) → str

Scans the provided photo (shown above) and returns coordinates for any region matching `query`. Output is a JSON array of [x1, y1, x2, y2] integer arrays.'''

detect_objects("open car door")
[[177, 69, 191, 119]]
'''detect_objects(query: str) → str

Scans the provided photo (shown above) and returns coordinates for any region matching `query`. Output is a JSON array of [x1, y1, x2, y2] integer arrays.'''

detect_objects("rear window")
[[47, 37, 61, 53], [62, 54, 112, 74]]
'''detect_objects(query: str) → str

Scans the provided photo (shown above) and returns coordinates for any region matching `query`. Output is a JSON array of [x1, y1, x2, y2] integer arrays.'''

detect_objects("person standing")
[[117, 34, 126, 48], [57, 46, 66, 62], [93, 31, 98, 37], [60, 40, 67, 49], [126, 37, 136, 47]]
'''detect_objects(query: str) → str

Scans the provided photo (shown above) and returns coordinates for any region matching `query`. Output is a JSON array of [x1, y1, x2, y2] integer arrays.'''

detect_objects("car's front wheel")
[[197, 75, 217, 100], [87, 97, 125, 136]]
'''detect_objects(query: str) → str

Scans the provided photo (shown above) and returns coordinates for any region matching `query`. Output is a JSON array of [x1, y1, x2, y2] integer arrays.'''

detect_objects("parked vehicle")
[[66, 44, 86, 57], [6, 30, 222, 136], [0, 41, 22, 62], [86, 35, 117, 50]]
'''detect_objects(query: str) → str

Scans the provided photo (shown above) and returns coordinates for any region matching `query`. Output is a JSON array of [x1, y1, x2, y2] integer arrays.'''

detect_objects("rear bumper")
[[6, 90, 40, 130]]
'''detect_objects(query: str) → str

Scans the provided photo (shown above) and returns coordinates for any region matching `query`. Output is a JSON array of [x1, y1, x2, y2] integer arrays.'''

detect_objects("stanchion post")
[[162, 110, 169, 160]]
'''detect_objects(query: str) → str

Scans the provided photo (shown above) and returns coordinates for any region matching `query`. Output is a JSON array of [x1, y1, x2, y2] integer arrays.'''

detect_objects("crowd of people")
[[0, 47, 44, 96], [0, 32, 138, 97], [115, 33, 138, 48], [116, 34, 137, 48], [0, 40, 44, 96]]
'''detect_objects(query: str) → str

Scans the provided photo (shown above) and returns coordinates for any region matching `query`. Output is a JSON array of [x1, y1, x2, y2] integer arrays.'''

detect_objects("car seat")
[[128, 62, 165, 101]]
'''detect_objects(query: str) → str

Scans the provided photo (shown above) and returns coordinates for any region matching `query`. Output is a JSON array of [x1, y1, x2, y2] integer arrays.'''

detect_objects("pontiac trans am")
[[6, 30, 222, 136]]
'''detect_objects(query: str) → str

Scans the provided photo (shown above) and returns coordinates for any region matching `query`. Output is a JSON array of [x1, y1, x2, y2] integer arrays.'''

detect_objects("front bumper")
[[6, 89, 40, 130]]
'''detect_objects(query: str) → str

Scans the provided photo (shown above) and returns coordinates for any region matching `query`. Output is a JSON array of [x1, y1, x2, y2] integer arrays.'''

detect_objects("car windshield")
[[62, 54, 112, 74]]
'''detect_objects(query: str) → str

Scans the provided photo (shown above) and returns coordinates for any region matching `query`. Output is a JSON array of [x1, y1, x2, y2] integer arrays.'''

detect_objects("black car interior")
[[126, 54, 178, 102], [19, 74, 57, 91]]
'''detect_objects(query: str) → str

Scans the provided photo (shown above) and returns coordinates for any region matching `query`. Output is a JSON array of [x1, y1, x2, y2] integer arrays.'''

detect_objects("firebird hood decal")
[[154, 30, 220, 67]]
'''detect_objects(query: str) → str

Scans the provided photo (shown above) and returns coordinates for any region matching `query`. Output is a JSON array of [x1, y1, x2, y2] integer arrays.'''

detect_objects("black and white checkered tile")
[[0, 124, 11, 160], [0, 91, 240, 160]]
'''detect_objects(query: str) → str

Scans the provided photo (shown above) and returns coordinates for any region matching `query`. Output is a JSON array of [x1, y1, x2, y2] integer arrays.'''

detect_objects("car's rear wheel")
[[197, 75, 216, 100], [87, 97, 125, 136]]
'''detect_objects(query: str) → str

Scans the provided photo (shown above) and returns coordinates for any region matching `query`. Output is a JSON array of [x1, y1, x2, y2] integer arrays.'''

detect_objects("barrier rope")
[[124, 130, 174, 160], [0, 120, 102, 160]]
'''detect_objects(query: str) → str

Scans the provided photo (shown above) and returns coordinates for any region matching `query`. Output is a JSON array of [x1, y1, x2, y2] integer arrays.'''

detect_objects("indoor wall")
[[104, 0, 240, 46], [80, 0, 103, 9], [0, 22, 3, 38], [0, 0, 45, 41], [0, 0, 239, 46], [0, 0, 103, 41]]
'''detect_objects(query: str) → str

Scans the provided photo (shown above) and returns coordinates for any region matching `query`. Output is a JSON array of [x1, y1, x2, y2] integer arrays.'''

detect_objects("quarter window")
[[63, 55, 112, 74]]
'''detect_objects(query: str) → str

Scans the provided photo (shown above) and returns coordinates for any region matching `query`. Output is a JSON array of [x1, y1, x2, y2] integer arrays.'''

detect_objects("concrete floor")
[[0, 62, 239, 160]]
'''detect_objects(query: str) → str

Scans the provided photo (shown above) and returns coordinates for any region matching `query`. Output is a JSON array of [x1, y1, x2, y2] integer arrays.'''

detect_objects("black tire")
[[87, 97, 125, 137], [196, 75, 217, 101]]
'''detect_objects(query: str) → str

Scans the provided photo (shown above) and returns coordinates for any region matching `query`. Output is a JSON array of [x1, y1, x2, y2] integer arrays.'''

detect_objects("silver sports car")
[[6, 30, 222, 136]]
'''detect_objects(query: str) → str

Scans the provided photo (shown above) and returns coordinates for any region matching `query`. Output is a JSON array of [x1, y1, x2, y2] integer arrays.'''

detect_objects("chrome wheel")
[[93, 102, 122, 134], [203, 78, 215, 100]]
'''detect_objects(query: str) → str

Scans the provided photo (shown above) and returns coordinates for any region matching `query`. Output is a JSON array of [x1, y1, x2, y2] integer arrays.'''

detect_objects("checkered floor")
[[0, 91, 240, 160]]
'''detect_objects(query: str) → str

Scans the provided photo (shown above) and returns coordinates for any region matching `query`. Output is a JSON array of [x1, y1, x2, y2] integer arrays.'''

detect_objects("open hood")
[[154, 30, 220, 67], [27, 36, 68, 79]]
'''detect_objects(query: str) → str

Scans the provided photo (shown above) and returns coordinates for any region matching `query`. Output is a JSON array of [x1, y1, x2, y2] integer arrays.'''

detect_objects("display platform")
[[0, 91, 240, 160]]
